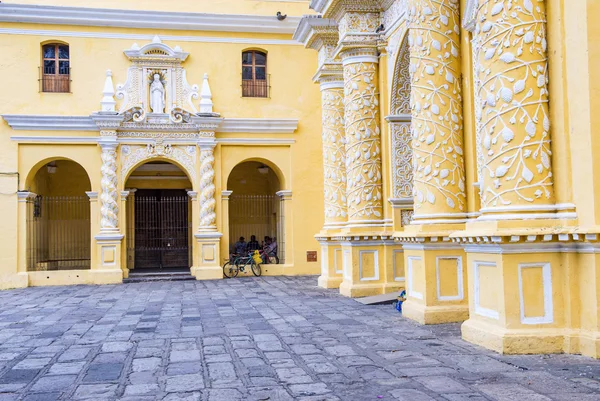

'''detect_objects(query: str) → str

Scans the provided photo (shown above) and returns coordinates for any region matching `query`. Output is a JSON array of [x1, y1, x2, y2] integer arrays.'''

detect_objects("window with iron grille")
[[41, 43, 70, 93], [242, 50, 269, 98]]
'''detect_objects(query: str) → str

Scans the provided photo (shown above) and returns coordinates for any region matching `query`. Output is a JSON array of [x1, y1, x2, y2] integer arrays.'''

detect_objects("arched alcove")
[[227, 161, 283, 263], [26, 159, 92, 271]]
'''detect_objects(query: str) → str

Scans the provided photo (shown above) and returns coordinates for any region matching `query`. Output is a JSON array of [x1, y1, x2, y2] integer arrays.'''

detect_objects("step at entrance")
[[124, 269, 195, 283]]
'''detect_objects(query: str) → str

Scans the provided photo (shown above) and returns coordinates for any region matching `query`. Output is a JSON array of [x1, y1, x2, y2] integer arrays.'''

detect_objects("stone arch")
[[24, 156, 92, 192], [120, 144, 198, 191], [225, 156, 287, 191], [389, 32, 413, 203]]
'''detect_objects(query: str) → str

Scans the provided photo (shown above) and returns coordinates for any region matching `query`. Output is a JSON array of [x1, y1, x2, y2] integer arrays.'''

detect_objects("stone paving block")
[[389, 389, 435, 401], [207, 362, 237, 381], [166, 374, 205, 392], [162, 392, 203, 401], [276, 367, 313, 384], [82, 363, 123, 382], [132, 357, 161, 372], [170, 350, 201, 363], [47, 361, 87, 375], [289, 383, 331, 397], [167, 362, 202, 376], [13, 358, 52, 369], [0, 369, 40, 383], [72, 383, 118, 399], [207, 388, 243, 401], [30, 374, 77, 392], [21, 393, 61, 401], [124, 383, 160, 395]]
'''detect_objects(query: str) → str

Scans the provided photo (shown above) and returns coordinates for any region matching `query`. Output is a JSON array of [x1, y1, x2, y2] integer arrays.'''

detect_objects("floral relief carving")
[[391, 35, 412, 116], [322, 86, 348, 223], [474, 0, 555, 208], [344, 61, 383, 221], [408, 0, 467, 216], [391, 122, 413, 199], [339, 12, 380, 38]]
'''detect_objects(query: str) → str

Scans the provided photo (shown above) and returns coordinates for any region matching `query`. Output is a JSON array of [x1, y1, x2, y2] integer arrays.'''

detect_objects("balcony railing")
[[242, 74, 270, 98], [39, 67, 71, 93]]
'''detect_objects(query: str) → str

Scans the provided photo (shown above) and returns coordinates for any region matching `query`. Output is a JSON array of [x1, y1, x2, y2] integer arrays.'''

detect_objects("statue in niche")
[[149, 73, 165, 113]]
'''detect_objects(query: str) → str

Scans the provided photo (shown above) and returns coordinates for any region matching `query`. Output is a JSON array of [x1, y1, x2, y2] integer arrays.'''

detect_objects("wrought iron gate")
[[133, 189, 190, 269]]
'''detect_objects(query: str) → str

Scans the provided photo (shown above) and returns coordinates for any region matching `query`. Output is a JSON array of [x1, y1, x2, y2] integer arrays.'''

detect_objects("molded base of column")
[[462, 318, 565, 355], [383, 282, 404, 294], [318, 275, 343, 289], [192, 266, 223, 280], [122, 267, 130, 279], [574, 330, 600, 359], [402, 300, 469, 325]]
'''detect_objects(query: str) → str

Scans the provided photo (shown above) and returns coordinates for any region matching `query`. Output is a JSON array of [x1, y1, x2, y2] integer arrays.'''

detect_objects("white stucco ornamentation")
[[100, 142, 119, 231], [343, 57, 384, 221], [199, 145, 217, 229], [120, 143, 197, 182], [321, 83, 348, 224], [389, 35, 413, 200], [473, 0, 555, 209], [408, 0, 467, 220]]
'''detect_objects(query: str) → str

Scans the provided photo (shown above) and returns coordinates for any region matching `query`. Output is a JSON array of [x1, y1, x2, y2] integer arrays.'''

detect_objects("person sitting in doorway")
[[264, 236, 277, 256], [233, 236, 247, 257], [247, 235, 260, 252]]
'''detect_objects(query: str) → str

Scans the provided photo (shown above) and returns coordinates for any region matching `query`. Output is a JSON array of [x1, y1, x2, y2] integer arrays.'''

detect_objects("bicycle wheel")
[[251, 260, 262, 277], [223, 261, 239, 278]]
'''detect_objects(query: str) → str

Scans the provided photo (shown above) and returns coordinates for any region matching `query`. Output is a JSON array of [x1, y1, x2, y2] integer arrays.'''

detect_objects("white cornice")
[[0, 4, 301, 35], [293, 15, 338, 45], [2, 115, 97, 131], [9, 136, 295, 146], [0, 28, 301, 46], [3, 115, 299, 134], [220, 118, 298, 134]]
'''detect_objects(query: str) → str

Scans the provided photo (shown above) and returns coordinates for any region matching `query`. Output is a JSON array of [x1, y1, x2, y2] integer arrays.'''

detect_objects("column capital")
[[120, 191, 130, 200], [221, 190, 233, 201], [85, 191, 98, 201], [197, 139, 217, 151], [17, 191, 37, 202], [276, 190, 293, 201], [187, 190, 198, 200]]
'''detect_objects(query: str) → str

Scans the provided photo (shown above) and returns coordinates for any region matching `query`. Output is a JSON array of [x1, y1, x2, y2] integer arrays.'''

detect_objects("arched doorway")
[[26, 159, 92, 271], [227, 161, 284, 263], [124, 161, 193, 271]]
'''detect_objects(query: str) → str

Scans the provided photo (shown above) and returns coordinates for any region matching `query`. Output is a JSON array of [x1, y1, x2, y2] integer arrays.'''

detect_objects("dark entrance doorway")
[[133, 189, 190, 270]]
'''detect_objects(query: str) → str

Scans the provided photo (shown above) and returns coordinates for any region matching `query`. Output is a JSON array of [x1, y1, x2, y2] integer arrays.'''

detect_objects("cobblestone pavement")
[[0, 276, 597, 401]]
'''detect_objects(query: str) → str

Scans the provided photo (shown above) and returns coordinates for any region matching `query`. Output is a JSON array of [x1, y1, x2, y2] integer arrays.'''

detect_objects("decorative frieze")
[[121, 143, 197, 181]]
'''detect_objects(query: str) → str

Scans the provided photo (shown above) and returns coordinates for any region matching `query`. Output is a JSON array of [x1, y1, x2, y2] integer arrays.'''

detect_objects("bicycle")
[[258, 248, 279, 264], [223, 251, 261, 278]]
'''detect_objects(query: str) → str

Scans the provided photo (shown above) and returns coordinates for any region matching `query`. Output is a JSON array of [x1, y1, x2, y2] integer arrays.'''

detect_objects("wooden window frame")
[[242, 50, 269, 98], [41, 43, 70, 93]]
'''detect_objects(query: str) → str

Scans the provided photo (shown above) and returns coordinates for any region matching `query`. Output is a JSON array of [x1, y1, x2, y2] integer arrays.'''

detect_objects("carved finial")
[[131, 42, 140, 50], [100, 69, 116, 113], [199, 73, 213, 114], [174, 45, 182, 52], [152, 35, 162, 44]]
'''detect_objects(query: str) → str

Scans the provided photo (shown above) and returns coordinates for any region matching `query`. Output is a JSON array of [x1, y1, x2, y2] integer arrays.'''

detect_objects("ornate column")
[[99, 137, 120, 234], [472, 0, 558, 219], [398, 0, 469, 324], [458, 0, 570, 357], [294, 16, 346, 288], [198, 142, 217, 231], [408, 0, 467, 223]]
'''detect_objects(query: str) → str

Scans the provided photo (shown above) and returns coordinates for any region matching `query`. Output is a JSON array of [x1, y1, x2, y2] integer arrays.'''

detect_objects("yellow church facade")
[[1, 0, 600, 359]]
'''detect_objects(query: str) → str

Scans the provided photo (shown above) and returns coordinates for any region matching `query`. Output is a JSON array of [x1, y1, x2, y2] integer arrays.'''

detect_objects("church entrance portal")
[[132, 189, 190, 270]]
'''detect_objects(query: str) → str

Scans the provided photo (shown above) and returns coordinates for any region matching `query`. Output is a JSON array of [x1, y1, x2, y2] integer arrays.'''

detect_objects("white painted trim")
[[477, 212, 577, 221], [0, 27, 301, 46], [0, 4, 302, 35], [359, 250, 380, 282], [473, 261, 500, 320], [402, 243, 461, 251], [436, 256, 464, 301], [127, 176, 190, 181], [342, 249, 351, 281], [406, 256, 423, 300], [320, 246, 328, 276], [4, 115, 299, 134], [319, 81, 345, 91], [220, 118, 298, 134], [392, 249, 405, 282], [342, 55, 379, 65], [194, 232, 223, 239], [518, 263, 554, 325], [10, 136, 100, 144], [334, 248, 343, 274], [479, 203, 576, 213], [385, 114, 412, 123]]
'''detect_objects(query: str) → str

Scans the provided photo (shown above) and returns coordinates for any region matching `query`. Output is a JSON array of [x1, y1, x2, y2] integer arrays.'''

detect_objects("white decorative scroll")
[[100, 143, 119, 230], [199, 146, 217, 229]]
